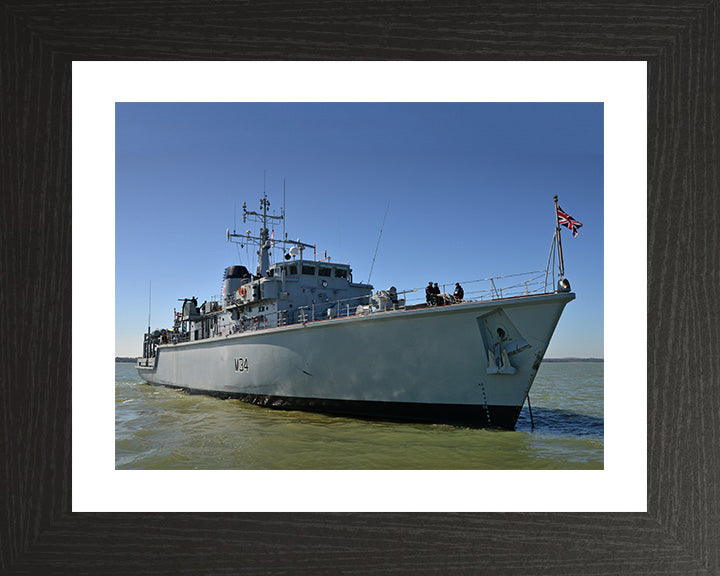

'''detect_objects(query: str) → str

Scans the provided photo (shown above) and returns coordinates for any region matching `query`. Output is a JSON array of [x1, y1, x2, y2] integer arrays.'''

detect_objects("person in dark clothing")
[[454, 282, 464, 302], [432, 283, 442, 305], [425, 282, 435, 305]]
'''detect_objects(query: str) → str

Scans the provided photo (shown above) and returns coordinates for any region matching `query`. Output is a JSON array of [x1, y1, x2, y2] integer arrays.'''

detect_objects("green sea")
[[115, 361, 603, 470]]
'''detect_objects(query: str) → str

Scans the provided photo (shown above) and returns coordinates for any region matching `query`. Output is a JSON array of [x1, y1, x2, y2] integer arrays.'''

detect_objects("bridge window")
[[302, 265, 316, 275], [287, 265, 297, 275], [318, 267, 331, 277], [334, 268, 348, 279]]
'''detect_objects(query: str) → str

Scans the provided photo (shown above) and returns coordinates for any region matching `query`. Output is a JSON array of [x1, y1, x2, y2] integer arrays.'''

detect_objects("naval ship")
[[137, 191, 577, 429]]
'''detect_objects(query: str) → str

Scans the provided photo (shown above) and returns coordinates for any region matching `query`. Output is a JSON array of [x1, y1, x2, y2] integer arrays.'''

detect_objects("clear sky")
[[116, 102, 603, 358]]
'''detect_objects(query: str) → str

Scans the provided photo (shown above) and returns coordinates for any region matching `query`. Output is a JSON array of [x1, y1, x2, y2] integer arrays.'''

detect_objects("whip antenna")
[[147, 280, 152, 334], [367, 201, 389, 284]]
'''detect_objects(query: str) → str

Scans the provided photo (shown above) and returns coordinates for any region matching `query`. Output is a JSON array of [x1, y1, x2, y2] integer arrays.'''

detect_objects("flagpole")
[[553, 195, 565, 277]]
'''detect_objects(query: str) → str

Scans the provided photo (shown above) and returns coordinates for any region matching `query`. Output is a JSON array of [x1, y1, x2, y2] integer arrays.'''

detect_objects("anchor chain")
[[478, 381, 492, 426]]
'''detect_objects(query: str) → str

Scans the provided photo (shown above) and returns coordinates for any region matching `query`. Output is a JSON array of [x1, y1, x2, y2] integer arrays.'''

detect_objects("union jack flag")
[[557, 206, 583, 238]]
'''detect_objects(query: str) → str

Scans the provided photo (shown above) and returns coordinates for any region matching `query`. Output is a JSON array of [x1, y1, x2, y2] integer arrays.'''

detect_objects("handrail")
[[402, 271, 549, 306], [257, 271, 550, 329], [150, 270, 558, 346]]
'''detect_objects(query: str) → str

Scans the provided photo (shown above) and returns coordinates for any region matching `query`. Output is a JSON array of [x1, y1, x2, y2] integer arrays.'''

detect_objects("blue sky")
[[116, 102, 603, 358]]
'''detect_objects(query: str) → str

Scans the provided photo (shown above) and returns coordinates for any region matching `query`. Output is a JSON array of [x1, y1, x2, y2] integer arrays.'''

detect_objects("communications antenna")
[[367, 201, 390, 283], [282, 178, 286, 246]]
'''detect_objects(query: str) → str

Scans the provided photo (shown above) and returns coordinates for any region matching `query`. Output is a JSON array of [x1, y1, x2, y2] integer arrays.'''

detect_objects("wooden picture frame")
[[2, 2, 718, 573]]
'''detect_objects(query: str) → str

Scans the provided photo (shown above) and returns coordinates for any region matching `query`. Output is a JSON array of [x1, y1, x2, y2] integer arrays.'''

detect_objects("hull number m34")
[[234, 357, 249, 372]]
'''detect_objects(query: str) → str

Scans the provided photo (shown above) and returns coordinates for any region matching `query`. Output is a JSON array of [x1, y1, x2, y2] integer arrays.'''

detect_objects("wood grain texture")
[[1, 1, 718, 574]]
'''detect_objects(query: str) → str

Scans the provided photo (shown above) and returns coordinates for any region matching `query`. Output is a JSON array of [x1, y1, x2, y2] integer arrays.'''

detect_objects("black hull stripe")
[[154, 383, 523, 429]]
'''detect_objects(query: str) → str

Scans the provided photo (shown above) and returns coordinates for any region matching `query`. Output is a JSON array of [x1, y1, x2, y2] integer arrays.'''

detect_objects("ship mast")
[[227, 183, 315, 276], [241, 189, 282, 276]]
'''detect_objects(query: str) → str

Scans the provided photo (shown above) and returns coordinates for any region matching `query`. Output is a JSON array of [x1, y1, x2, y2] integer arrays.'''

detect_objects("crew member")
[[433, 283, 442, 305], [425, 282, 435, 306], [454, 283, 464, 302]]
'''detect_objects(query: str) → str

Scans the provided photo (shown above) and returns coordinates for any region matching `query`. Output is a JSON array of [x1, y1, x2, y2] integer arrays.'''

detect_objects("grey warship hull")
[[138, 291, 574, 429]]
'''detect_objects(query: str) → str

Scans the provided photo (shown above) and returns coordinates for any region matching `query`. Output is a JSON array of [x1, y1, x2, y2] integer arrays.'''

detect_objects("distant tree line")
[[543, 358, 603, 362], [116, 356, 601, 363]]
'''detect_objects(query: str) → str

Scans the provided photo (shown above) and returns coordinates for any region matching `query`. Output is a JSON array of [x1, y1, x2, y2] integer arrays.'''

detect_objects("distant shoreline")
[[542, 358, 603, 363], [116, 356, 603, 364]]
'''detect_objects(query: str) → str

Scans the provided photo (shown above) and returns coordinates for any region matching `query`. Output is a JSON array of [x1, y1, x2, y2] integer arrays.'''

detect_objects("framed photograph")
[[110, 99, 606, 474], [2, 2, 717, 574], [88, 63, 624, 509]]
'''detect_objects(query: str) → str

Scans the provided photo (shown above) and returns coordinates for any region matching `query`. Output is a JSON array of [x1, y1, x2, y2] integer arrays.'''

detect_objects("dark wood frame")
[[2, 2, 718, 574]]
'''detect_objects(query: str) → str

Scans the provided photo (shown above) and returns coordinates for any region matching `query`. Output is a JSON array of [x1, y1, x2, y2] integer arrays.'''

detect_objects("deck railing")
[[402, 270, 550, 307], [144, 270, 556, 350]]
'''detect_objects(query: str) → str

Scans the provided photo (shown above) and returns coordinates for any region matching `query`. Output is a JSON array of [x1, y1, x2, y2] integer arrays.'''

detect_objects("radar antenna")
[[227, 182, 314, 276]]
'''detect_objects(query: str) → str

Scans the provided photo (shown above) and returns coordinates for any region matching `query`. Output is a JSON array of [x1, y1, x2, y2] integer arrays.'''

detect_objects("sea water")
[[115, 361, 603, 470]]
